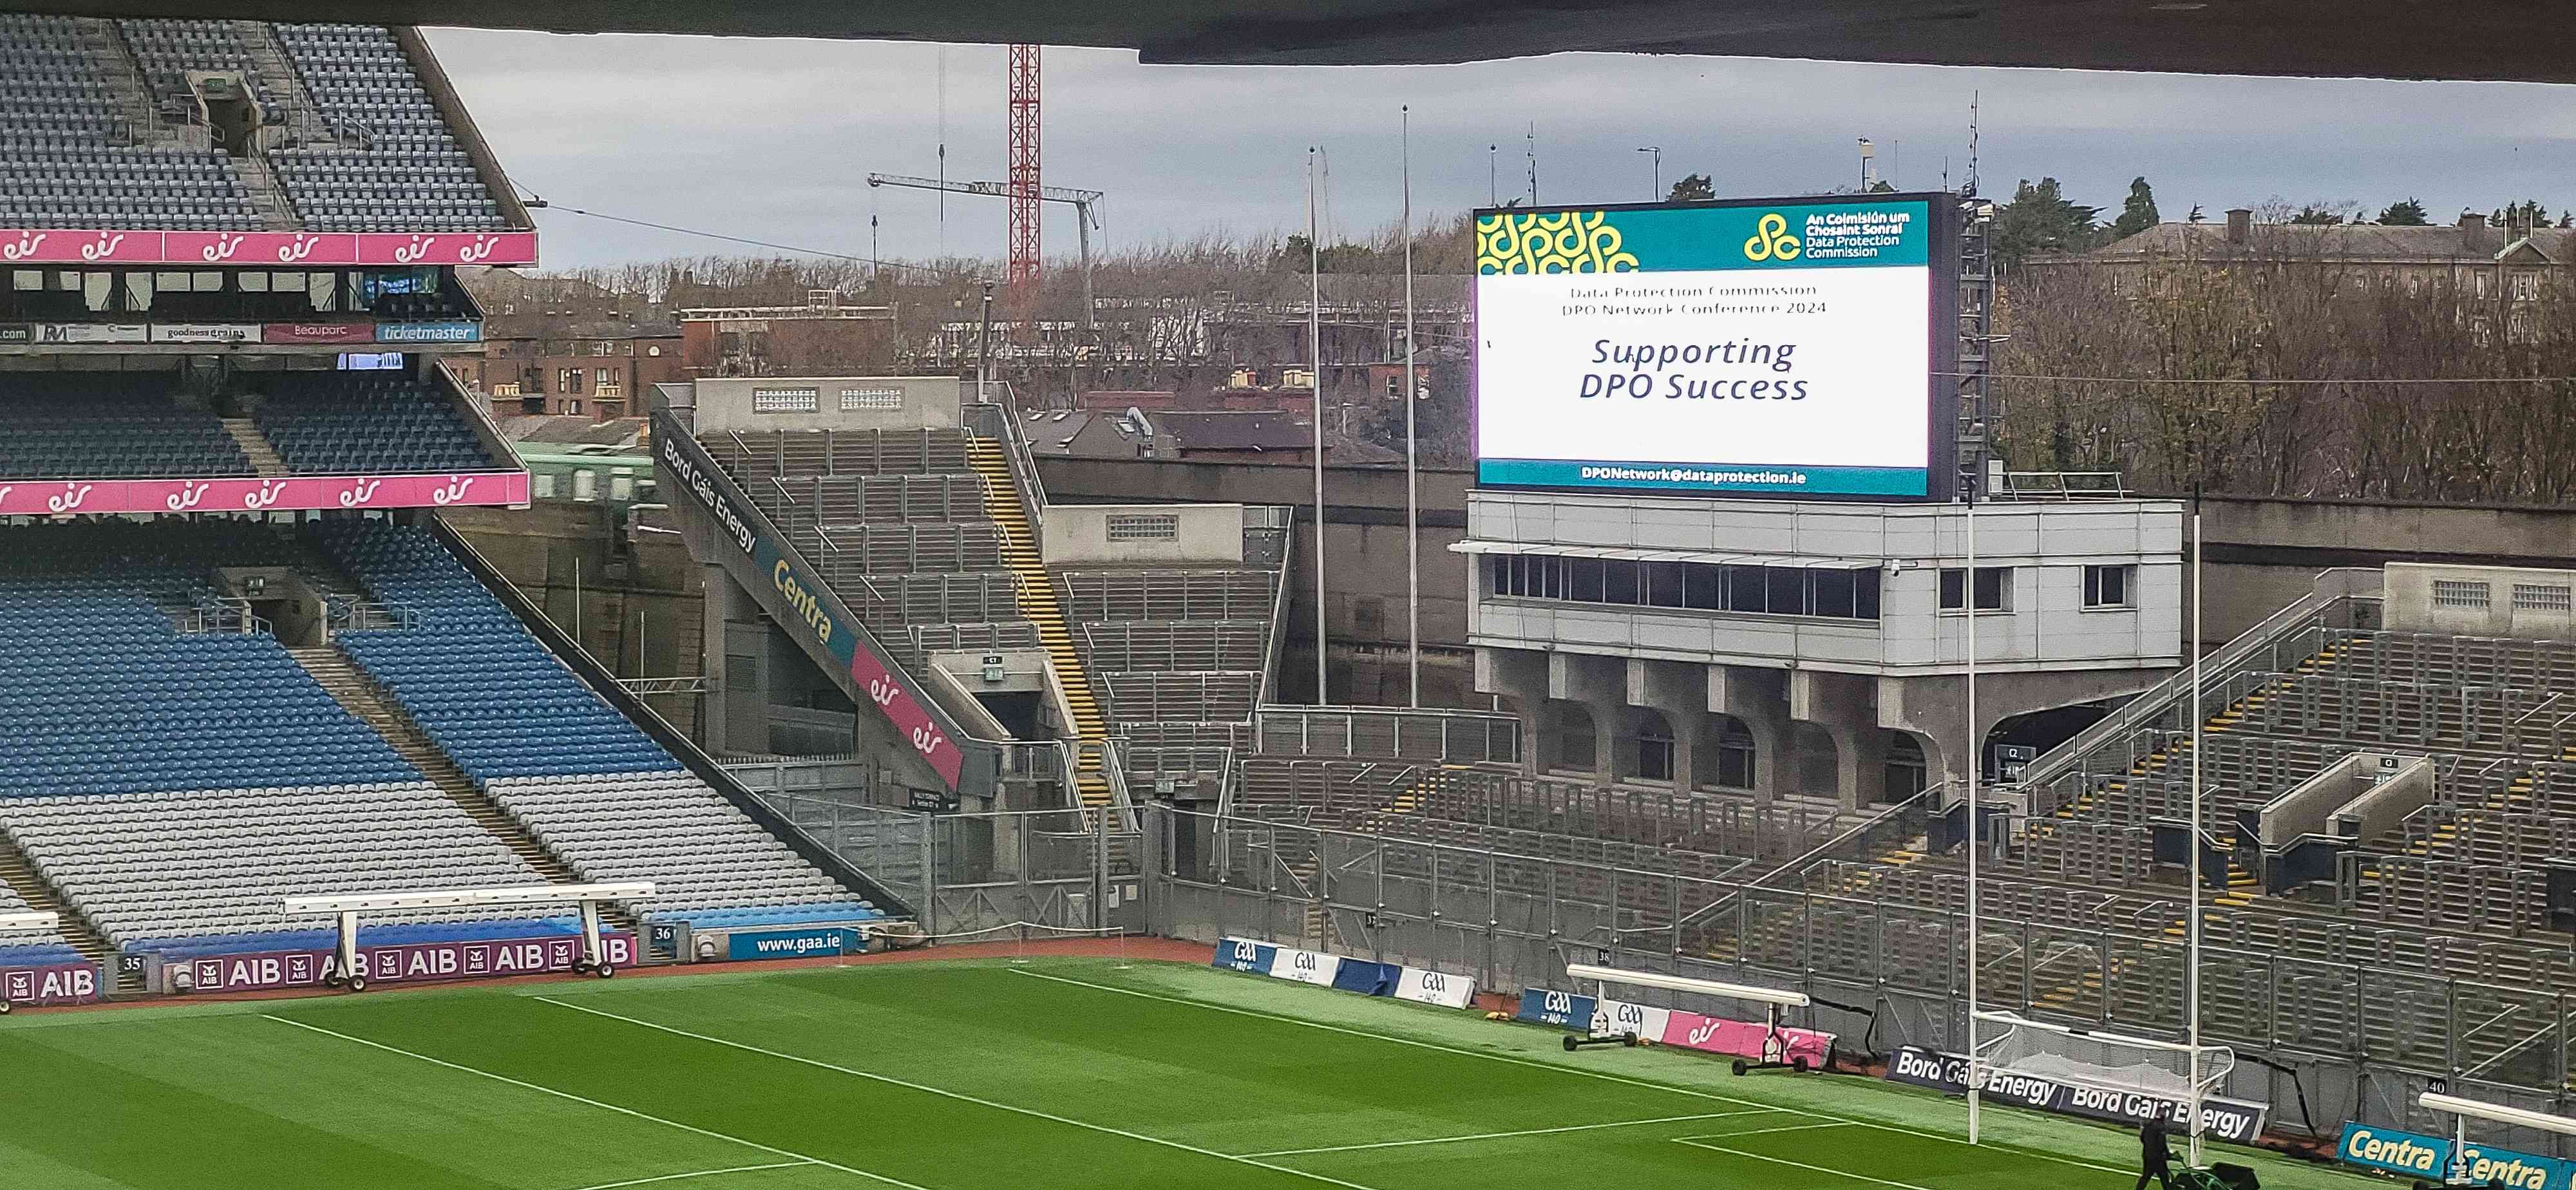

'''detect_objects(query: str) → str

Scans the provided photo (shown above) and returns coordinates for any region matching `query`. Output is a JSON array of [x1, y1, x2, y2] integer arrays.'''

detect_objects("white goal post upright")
[[282, 882, 652, 992], [2419, 1091, 2576, 1185], [1564, 963, 1814, 1063]]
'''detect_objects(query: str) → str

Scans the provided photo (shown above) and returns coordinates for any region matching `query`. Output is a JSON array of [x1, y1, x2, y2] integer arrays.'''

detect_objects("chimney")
[[2459, 210, 2493, 252], [2224, 208, 2251, 246]]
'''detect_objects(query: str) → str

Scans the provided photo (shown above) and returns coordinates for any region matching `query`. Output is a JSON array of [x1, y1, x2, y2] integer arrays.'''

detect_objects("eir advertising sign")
[[1472, 194, 1956, 500]]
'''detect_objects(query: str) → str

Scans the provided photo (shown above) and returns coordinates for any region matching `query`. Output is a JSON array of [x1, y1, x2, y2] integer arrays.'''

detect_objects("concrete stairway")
[[0, 838, 124, 990], [286, 645, 624, 930], [221, 418, 289, 478], [964, 436, 1113, 810]]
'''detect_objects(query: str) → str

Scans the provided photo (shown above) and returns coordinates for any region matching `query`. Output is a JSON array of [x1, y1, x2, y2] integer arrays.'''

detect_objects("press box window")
[[1105, 513, 1178, 542], [1939, 567, 2011, 612], [2083, 564, 2134, 609]]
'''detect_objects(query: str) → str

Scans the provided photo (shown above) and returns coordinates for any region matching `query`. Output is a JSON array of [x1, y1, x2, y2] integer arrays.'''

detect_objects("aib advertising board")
[[1473, 194, 1955, 500]]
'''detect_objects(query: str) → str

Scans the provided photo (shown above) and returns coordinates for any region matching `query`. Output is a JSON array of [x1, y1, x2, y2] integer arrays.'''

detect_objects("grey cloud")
[[424, 28, 2576, 269]]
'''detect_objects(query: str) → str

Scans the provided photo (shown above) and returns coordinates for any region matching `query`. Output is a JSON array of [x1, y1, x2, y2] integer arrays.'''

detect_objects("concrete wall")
[[688, 375, 964, 434], [2197, 495, 2576, 650], [1040, 502, 1245, 567], [1038, 456, 1477, 707], [2384, 562, 2576, 639], [1468, 490, 2185, 677], [441, 501, 706, 741]]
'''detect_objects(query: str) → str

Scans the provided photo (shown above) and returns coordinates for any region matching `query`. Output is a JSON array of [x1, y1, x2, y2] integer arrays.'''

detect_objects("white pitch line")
[[1240, 1109, 1778, 1157], [567, 1162, 816, 1190], [1008, 968, 2139, 1180], [1674, 1138, 1935, 1190], [1673, 1121, 1857, 1141], [534, 996, 1393, 1190], [263, 1016, 925, 1190]]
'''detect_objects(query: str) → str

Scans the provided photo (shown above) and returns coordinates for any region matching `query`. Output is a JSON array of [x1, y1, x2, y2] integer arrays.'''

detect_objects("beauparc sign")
[[185, 931, 637, 993], [0, 471, 529, 516], [0, 229, 537, 267]]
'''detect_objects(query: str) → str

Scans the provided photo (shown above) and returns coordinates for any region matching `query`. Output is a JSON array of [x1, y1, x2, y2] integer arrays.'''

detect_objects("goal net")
[[1972, 1014, 2232, 1101]]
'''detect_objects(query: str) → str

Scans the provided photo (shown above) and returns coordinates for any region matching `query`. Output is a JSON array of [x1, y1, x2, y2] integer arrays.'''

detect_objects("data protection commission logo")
[[1743, 212, 1801, 261]]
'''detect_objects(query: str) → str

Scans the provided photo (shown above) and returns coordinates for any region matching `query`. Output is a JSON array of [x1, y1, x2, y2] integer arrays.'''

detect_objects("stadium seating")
[[316, 520, 674, 780], [488, 773, 885, 926], [317, 521, 882, 928], [0, 14, 262, 231], [0, 373, 254, 480], [0, 882, 79, 968], [269, 23, 505, 231], [116, 19, 280, 124], [3, 782, 557, 950], [252, 373, 500, 475], [0, 520, 415, 797]]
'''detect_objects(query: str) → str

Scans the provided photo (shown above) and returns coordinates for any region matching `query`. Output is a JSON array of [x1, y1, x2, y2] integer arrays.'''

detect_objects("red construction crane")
[[1005, 44, 1041, 333]]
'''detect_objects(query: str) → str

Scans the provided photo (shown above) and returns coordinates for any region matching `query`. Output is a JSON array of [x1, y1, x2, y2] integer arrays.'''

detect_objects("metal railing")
[[1253, 705, 1522, 765], [2010, 569, 2383, 815]]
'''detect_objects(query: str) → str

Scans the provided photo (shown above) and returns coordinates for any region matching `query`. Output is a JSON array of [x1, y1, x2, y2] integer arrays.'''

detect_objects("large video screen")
[[1473, 194, 1953, 500]]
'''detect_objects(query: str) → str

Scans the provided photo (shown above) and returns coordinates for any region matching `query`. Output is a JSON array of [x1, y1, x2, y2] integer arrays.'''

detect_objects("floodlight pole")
[[1402, 106, 1420, 708], [1308, 147, 1329, 704], [1964, 469, 1981, 1146], [2187, 487, 2206, 1166]]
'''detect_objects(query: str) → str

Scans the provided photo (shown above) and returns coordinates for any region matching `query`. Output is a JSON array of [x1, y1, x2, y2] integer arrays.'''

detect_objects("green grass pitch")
[[0, 957, 2372, 1189]]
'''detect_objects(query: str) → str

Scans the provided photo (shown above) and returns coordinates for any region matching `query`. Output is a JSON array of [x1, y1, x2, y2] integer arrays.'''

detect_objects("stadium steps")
[[286, 645, 631, 930], [80, 18, 167, 147], [229, 153, 302, 231], [963, 437, 1112, 811], [220, 419, 289, 478], [236, 19, 338, 145], [0, 841, 122, 987]]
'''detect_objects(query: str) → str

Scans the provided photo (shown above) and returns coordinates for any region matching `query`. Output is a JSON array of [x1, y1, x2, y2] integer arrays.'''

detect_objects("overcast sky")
[[422, 28, 2576, 271]]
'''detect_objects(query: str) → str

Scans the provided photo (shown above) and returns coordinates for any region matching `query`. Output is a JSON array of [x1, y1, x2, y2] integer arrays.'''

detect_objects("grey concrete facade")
[[1465, 491, 2186, 807]]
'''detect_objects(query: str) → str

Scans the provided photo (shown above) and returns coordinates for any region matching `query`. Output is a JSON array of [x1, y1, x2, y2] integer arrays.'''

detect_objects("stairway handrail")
[[2012, 568, 2383, 800], [650, 408, 997, 796]]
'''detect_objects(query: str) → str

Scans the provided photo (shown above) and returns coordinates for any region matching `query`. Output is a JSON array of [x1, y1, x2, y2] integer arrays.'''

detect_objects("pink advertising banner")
[[0, 471, 529, 516], [851, 643, 965, 789], [1659, 1010, 1835, 1068], [0, 229, 536, 267]]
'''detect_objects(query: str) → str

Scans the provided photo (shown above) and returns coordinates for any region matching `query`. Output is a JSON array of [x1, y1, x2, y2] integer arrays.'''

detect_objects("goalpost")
[[1969, 1011, 2234, 1157], [0, 911, 58, 1015], [1564, 963, 1819, 1071], [282, 882, 652, 992], [2418, 1091, 2576, 1185]]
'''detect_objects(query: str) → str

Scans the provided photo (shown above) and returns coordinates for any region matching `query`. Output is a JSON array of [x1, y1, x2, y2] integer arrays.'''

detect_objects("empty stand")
[[0, 373, 253, 480], [252, 372, 501, 475], [270, 23, 505, 231], [5, 782, 562, 952], [318, 520, 886, 929], [488, 773, 884, 927], [0, 14, 265, 230]]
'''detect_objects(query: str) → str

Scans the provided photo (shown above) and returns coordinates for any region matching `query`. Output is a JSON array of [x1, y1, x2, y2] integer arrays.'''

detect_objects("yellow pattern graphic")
[[1475, 211, 1640, 274], [1743, 212, 1800, 261]]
